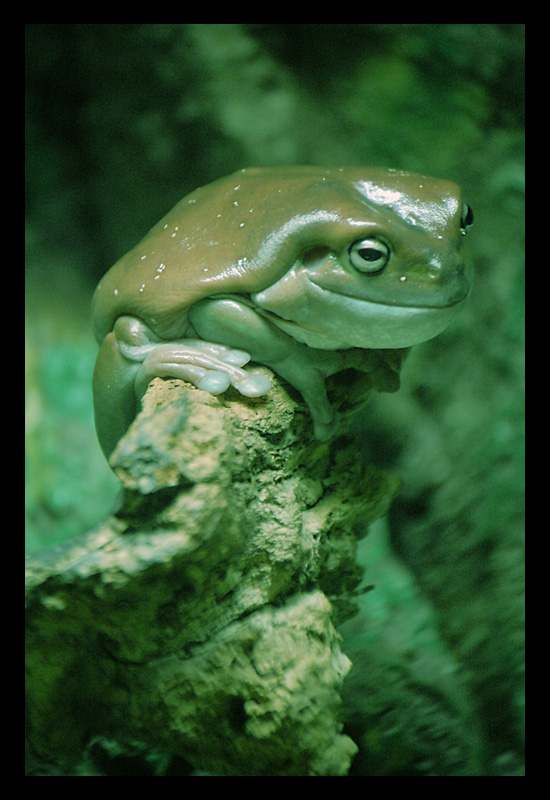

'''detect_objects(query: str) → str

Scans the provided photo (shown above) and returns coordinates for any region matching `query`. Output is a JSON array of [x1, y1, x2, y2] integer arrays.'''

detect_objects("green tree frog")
[[92, 166, 473, 458]]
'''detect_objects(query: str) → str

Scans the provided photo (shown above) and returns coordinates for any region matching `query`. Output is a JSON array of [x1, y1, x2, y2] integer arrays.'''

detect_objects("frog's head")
[[250, 167, 474, 350]]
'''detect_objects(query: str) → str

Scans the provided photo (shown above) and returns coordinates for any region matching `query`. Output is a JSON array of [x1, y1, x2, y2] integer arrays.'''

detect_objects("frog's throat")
[[251, 288, 465, 350]]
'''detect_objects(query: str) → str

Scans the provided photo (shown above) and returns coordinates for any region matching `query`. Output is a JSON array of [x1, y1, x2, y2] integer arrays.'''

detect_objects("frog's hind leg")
[[93, 331, 142, 459]]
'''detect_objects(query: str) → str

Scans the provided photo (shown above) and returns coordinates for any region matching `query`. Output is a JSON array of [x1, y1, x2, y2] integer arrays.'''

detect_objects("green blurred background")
[[25, 24, 524, 776]]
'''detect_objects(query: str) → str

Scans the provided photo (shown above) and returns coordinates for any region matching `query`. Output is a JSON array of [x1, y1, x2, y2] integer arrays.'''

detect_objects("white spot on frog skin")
[[427, 258, 443, 279], [139, 284, 145, 293], [399, 275, 407, 282], [140, 254, 147, 260], [113, 289, 118, 297], [179, 237, 195, 252]]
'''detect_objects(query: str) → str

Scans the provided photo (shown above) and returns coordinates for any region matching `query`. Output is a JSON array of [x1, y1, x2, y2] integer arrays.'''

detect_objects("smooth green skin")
[[92, 166, 473, 458]]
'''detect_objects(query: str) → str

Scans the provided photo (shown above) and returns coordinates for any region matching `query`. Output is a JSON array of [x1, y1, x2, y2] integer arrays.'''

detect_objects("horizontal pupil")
[[359, 248, 382, 261]]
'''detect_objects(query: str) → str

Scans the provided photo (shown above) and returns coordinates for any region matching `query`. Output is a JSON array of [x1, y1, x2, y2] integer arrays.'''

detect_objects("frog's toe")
[[234, 373, 272, 397], [197, 370, 232, 394], [219, 348, 251, 367]]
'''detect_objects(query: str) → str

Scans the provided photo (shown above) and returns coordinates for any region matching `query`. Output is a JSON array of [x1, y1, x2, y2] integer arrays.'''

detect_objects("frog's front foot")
[[131, 339, 272, 401], [112, 314, 271, 403]]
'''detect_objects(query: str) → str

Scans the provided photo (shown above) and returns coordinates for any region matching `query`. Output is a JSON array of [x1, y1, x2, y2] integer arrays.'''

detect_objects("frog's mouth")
[[308, 256, 473, 310], [252, 279, 468, 350]]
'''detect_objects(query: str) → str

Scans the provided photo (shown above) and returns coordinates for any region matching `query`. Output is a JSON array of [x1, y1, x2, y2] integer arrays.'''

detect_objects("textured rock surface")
[[25, 371, 400, 776]]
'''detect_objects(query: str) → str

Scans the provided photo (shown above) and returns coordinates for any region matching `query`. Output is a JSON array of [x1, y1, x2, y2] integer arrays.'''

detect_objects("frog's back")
[[92, 171, 259, 342]]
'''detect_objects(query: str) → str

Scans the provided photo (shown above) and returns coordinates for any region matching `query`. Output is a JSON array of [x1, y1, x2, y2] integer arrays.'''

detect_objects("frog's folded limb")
[[130, 340, 272, 400], [109, 315, 271, 399], [93, 319, 273, 457]]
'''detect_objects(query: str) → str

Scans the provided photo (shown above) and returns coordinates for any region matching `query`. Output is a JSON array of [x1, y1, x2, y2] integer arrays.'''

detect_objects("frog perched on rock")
[[92, 166, 473, 458]]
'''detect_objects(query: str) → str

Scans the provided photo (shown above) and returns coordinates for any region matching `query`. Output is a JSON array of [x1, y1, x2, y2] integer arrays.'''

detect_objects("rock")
[[25, 370, 400, 776]]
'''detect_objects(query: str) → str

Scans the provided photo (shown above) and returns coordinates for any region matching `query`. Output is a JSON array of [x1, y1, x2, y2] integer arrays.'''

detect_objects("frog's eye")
[[460, 203, 474, 235], [349, 238, 390, 274]]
